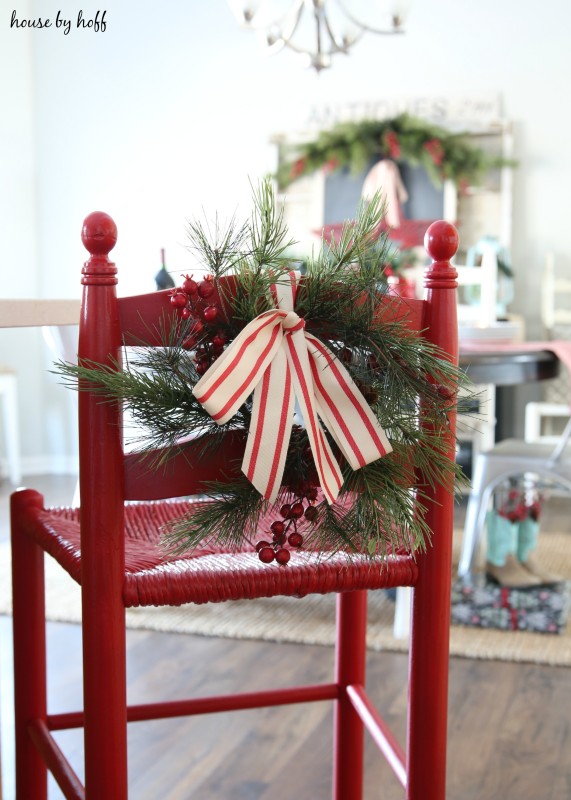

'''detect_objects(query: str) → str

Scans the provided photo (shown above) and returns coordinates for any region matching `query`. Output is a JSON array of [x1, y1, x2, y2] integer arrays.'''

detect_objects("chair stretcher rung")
[[346, 684, 407, 789], [28, 718, 85, 800], [48, 682, 340, 731]]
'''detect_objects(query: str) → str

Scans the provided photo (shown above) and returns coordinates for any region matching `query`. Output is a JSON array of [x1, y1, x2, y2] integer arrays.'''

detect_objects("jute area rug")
[[1, 532, 570, 667]]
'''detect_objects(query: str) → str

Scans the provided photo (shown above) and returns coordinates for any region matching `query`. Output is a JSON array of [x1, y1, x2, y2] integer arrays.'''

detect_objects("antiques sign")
[[306, 96, 503, 131]]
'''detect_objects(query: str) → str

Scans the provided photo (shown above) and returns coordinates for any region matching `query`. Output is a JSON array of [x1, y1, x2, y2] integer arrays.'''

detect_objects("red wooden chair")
[[10, 212, 459, 799]]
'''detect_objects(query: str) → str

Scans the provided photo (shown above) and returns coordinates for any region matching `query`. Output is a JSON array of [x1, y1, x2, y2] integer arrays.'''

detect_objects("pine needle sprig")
[[185, 212, 249, 279], [160, 477, 267, 555], [248, 179, 295, 271]]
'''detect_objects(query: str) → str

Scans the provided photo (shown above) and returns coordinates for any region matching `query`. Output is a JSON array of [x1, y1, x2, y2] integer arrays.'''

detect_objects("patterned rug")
[[1, 532, 570, 667]]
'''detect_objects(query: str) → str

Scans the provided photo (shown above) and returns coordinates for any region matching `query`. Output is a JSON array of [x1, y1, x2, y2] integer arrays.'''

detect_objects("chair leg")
[[332, 590, 367, 800], [11, 490, 48, 800], [407, 504, 453, 800], [82, 572, 128, 798]]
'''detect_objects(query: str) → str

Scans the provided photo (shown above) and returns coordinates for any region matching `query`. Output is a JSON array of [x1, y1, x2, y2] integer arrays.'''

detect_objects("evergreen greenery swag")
[[57, 181, 467, 560], [276, 113, 512, 191]]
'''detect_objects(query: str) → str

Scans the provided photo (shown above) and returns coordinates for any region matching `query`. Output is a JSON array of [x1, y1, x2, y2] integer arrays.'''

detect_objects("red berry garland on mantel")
[[170, 274, 228, 375]]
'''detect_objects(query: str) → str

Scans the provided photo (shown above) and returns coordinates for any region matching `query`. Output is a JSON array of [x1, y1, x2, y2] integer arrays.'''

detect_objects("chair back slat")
[[119, 290, 178, 346], [119, 276, 240, 346], [124, 431, 246, 501]]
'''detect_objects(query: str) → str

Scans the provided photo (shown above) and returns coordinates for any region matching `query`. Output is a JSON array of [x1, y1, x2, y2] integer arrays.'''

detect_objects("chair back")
[[77, 212, 459, 557]]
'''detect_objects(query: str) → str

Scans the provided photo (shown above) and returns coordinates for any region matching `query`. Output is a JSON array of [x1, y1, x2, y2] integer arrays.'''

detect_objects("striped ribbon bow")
[[192, 272, 392, 504]]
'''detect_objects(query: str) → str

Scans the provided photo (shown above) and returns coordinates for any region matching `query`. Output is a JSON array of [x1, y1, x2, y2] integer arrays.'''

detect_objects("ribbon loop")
[[192, 272, 392, 504]]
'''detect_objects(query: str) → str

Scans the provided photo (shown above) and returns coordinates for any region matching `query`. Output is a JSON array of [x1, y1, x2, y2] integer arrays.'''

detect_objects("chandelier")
[[227, 0, 410, 72]]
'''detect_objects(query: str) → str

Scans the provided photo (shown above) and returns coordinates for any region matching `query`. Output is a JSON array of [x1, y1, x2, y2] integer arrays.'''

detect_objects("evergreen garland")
[[56, 181, 467, 560], [276, 113, 513, 191]]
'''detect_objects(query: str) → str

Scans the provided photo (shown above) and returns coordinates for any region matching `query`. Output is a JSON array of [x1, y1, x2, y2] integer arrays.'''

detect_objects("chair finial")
[[424, 220, 459, 262], [81, 212, 117, 257]]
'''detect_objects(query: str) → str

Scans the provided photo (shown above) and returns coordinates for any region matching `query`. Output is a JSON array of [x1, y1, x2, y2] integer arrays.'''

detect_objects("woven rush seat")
[[21, 497, 418, 607]]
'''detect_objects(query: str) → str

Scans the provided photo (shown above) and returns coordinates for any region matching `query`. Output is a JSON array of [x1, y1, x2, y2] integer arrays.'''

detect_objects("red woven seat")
[[21, 500, 418, 606], [11, 212, 459, 800]]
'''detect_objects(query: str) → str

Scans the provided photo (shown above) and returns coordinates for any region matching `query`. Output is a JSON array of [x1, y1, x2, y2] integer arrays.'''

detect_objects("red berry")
[[189, 319, 204, 336], [213, 331, 228, 345], [255, 540, 271, 552], [212, 334, 227, 348], [306, 487, 318, 502], [270, 520, 286, 535], [180, 307, 192, 319], [197, 277, 215, 299], [196, 361, 209, 376], [275, 548, 291, 565], [288, 532, 303, 548], [272, 532, 286, 545], [170, 291, 188, 308], [182, 275, 198, 295], [436, 384, 455, 400], [258, 546, 275, 564], [280, 504, 292, 519], [203, 305, 218, 323], [304, 506, 318, 522], [290, 502, 304, 519]]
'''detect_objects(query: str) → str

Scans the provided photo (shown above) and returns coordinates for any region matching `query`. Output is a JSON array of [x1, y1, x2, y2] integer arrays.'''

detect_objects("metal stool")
[[458, 418, 571, 576]]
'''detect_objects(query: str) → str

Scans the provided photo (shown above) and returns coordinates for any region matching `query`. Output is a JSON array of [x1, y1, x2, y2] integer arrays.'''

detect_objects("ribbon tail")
[[285, 330, 343, 505], [306, 334, 392, 469], [242, 345, 295, 503]]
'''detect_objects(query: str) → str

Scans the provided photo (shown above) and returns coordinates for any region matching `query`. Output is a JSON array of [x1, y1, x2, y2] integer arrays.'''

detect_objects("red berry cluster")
[[497, 488, 543, 523], [255, 486, 318, 566], [170, 274, 228, 375]]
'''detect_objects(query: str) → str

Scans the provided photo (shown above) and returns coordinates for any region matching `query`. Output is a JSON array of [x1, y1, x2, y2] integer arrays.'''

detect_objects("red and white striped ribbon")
[[192, 271, 392, 504]]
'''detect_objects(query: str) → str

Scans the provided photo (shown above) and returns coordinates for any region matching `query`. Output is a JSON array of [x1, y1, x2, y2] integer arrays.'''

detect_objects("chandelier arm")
[[279, 37, 343, 56], [275, 2, 353, 58], [321, 8, 365, 53], [336, 1, 406, 35], [238, 0, 303, 31], [276, 0, 306, 47], [314, 5, 324, 56]]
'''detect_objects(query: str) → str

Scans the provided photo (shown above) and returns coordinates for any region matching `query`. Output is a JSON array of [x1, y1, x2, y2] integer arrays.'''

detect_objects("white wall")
[[1, 0, 570, 474]]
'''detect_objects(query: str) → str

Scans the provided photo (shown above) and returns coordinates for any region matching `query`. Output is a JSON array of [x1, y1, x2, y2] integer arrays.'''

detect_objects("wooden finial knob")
[[81, 211, 117, 256], [424, 220, 459, 262]]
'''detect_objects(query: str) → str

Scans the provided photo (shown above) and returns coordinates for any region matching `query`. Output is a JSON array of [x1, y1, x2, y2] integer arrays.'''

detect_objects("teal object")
[[465, 236, 514, 316], [485, 511, 517, 566]]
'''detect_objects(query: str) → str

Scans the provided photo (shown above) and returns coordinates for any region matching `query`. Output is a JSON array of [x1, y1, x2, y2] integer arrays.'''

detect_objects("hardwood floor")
[[1, 476, 570, 799]]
